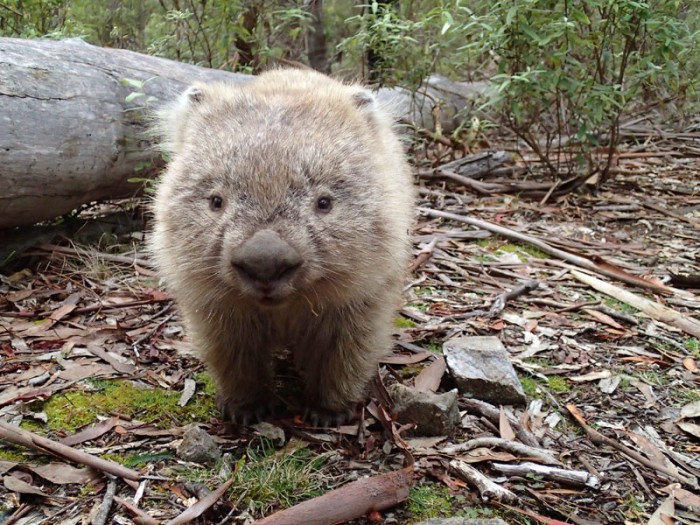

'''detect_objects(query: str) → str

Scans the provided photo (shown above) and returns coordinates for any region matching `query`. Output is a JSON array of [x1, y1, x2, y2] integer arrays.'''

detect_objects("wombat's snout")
[[230, 229, 303, 293]]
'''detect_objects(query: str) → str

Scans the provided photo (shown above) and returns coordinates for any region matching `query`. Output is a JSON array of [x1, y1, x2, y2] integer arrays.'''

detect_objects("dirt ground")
[[0, 143, 699, 524]]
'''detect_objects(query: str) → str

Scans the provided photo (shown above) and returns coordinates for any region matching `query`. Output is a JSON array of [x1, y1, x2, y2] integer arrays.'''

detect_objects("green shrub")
[[461, 0, 700, 180]]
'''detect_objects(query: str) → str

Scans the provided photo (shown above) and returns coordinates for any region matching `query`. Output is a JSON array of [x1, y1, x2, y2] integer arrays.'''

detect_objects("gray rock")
[[252, 421, 286, 446], [412, 519, 509, 525], [176, 425, 221, 464], [444, 336, 526, 406], [388, 383, 459, 436]]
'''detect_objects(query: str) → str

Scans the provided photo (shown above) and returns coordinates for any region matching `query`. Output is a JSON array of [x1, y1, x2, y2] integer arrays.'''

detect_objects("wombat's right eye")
[[209, 195, 224, 211]]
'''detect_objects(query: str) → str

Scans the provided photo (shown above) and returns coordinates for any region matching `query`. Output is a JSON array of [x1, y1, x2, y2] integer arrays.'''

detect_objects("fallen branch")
[[488, 280, 540, 318], [571, 270, 700, 339], [461, 399, 539, 448], [164, 475, 235, 525], [442, 437, 560, 465], [565, 405, 698, 488], [418, 207, 672, 295], [93, 477, 118, 525], [449, 459, 517, 503], [490, 461, 601, 488], [0, 420, 141, 481], [254, 466, 412, 525]]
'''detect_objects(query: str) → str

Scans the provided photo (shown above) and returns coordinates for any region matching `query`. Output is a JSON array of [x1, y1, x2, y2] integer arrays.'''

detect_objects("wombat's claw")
[[219, 397, 275, 426], [302, 407, 353, 428]]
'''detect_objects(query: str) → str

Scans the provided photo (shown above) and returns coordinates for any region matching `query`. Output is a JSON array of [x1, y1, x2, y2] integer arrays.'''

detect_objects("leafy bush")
[[461, 0, 700, 180]]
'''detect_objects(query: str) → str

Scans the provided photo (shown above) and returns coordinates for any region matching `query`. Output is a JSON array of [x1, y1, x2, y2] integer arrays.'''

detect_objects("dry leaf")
[[647, 494, 674, 525], [570, 370, 611, 382], [31, 463, 97, 485], [413, 356, 446, 393], [682, 357, 698, 373], [680, 400, 700, 419], [676, 421, 700, 439], [499, 406, 516, 441], [4, 474, 47, 496], [61, 417, 120, 446], [178, 378, 196, 407]]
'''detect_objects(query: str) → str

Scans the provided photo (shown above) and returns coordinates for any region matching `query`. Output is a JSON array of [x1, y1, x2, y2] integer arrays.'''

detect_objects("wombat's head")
[[152, 70, 409, 308]]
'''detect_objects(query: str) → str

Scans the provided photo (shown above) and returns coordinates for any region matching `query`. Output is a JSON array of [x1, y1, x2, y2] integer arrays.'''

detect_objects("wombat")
[[151, 69, 414, 425]]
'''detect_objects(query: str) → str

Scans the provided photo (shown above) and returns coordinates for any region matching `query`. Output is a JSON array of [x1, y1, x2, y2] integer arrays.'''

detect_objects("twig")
[[3, 504, 32, 525], [490, 461, 601, 488], [0, 420, 141, 481], [461, 398, 539, 447], [35, 243, 153, 267], [408, 236, 438, 273], [566, 405, 698, 488], [93, 477, 118, 525], [418, 207, 672, 295], [164, 476, 236, 525], [487, 280, 540, 317], [114, 497, 160, 525], [571, 270, 700, 338], [449, 459, 517, 503], [442, 437, 560, 465]]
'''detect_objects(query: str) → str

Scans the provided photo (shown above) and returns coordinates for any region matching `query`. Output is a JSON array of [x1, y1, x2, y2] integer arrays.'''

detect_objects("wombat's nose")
[[231, 229, 302, 287]]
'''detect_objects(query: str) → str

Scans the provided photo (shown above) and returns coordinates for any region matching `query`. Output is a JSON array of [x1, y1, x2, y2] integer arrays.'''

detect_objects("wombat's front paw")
[[302, 406, 353, 428], [217, 394, 275, 426]]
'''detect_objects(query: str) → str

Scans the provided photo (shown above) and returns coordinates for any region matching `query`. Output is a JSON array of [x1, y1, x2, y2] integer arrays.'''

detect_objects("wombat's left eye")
[[316, 196, 333, 213], [209, 195, 224, 211]]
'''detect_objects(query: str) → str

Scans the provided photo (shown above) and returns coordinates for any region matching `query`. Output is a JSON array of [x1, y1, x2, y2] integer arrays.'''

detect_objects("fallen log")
[[0, 37, 487, 229], [0, 37, 247, 228]]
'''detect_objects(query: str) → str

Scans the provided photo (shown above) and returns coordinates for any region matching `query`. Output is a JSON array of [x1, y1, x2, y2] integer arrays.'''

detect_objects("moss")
[[194, 371, 218, 396], [394, 316, 418, 329], [520, 376, 541, 397], [424, 342, 442, 353], [603, 297, 639, 314], [685, 337, 700, 358], [0, 445, 29, 462], [407, 483, 453, 521], [546, 375, 570, 393], [28, 379, 217, 433]]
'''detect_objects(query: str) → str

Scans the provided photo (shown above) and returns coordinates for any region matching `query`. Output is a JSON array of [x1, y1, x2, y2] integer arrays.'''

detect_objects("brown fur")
[[151, 69, 414, 422]]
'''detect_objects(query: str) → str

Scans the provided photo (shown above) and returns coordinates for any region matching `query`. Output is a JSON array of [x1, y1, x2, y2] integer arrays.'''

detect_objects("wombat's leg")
[[191, 317, 275, 424], [295, 300, 394, 426]]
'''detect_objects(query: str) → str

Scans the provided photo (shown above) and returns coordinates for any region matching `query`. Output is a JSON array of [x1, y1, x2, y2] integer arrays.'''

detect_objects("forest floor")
[[0, 138, 699, 525]]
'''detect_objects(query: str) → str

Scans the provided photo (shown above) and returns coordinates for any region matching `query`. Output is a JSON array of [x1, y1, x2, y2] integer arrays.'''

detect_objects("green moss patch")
[[407, 484, 453, 521], [29, 378, 217, 433]]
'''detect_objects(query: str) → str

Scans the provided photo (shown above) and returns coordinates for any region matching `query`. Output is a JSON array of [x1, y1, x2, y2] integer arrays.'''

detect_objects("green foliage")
[[338, 1, 473, 87], [460, 0, 700, 179], [2, 0, 698, 179]]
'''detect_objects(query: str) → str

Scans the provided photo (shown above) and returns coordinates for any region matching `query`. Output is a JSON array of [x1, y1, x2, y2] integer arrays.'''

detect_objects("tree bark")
[[304, 0, 330, 74], [0, 37, 249, 228], [0, 37, 490, 229]]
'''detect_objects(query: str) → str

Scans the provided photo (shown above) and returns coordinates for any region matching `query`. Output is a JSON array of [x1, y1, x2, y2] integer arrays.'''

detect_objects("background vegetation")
[[2, 0, 699, 181]]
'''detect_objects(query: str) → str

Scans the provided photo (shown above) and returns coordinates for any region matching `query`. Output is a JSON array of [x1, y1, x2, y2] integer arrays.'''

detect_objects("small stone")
[[176, 425, 221, 464], [444, 336, 526, 406], [388, 383, 459, 436], [412, 519, 509, 525], [252, 421, 286, 446]]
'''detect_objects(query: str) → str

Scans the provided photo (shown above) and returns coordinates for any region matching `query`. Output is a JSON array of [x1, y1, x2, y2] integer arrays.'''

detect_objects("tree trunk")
[[305, 0, 330, 74], [0, 37, 490, 229], [0, 37, 249, 229]]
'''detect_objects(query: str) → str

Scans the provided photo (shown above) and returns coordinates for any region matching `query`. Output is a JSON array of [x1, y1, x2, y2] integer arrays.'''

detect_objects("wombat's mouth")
[[258, 295, 287, 307]]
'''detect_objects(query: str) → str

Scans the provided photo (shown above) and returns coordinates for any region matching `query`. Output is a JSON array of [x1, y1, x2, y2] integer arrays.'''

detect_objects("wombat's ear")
[[351, 88, 384, 127], [351, 89, 375, 109], [154, 82, 209, 155]]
